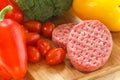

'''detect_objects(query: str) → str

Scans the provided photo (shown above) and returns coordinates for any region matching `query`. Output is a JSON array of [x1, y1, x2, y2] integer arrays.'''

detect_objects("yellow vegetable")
[[72, 0, 120, 31]]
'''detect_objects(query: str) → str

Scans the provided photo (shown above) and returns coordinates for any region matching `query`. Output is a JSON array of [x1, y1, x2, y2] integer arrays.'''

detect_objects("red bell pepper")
[[0, 5, 27, 79], [0, 0, 24, 23]]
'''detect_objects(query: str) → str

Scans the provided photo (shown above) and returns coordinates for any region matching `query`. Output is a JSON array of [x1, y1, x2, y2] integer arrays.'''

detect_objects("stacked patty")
[[52, 20, 113, 72]]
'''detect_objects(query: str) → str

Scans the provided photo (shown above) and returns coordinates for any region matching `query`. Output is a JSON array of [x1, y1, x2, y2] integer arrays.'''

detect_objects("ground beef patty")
[[52, 23, 77, 50], [67, 20, 113, 72]]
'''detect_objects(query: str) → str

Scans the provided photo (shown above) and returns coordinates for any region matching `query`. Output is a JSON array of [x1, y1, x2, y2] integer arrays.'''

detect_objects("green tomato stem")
[[0, 5, 13, 21]]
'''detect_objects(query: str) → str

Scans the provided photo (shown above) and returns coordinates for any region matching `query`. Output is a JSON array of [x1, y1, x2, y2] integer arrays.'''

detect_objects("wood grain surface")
[[24, 9, 120, 80]]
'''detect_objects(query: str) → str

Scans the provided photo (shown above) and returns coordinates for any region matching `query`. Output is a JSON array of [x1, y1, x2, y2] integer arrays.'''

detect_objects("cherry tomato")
[[45, 48, 66, 65], [37, 39, 52, 56], [26, 32, 41, 45], [41, 21, 55, 38], [23, 27, 29, 33], [27, 46, 41, 63], [23, 20, 42, 33]]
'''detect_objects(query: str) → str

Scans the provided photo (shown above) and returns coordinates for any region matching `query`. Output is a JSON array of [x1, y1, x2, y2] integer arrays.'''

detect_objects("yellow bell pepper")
[[72, 0, 120, 31]]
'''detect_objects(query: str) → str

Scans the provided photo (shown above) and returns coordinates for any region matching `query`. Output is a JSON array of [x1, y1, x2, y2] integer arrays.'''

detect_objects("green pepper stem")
[[0, 5, 13, 21]]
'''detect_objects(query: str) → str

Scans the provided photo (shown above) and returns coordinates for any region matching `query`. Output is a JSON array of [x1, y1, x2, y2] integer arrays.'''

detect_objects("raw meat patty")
[[52, 23, 77, 50], [67, 20, 113, 72]]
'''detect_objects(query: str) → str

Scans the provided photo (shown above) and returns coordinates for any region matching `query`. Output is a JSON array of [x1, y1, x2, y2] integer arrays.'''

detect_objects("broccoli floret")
[[16, 0, 72, 22], [52, 0, 73, 16]]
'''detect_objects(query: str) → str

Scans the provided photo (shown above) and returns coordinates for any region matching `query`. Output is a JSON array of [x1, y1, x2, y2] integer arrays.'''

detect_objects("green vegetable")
[[16, 0, 72, 22]]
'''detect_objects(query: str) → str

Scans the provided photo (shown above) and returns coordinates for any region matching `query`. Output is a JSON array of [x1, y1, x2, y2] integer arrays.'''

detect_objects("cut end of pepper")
[[0, 5, 13, 21]]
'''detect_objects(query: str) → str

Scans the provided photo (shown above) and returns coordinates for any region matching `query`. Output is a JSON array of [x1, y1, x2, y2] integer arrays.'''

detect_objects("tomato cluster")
[[22, 20, 66, 65]]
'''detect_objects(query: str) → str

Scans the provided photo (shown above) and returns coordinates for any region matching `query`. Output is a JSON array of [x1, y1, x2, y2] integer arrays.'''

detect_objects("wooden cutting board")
[[24, 9, 120, 80]]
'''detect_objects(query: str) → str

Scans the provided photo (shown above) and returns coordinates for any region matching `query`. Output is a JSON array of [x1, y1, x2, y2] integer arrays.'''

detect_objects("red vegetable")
[[27, 46, 41, 63], [26, 32, 41, 45], [0, 6, 27, 79], [23, 20, 42, 33], [41, 21, 55, 38], [46, 48, 66, 65], [37, 39, 52, 56], [0, 0, 24, 23]]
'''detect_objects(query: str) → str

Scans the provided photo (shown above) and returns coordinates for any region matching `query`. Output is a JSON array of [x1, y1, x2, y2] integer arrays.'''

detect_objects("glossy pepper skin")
[[0, 0, 24, 23], [72, 0, 120, 31], [0, 6, 27, 79]]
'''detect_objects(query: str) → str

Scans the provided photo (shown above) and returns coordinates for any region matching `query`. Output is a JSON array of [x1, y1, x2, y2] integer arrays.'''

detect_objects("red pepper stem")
[[0, 5, 13, 21]]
